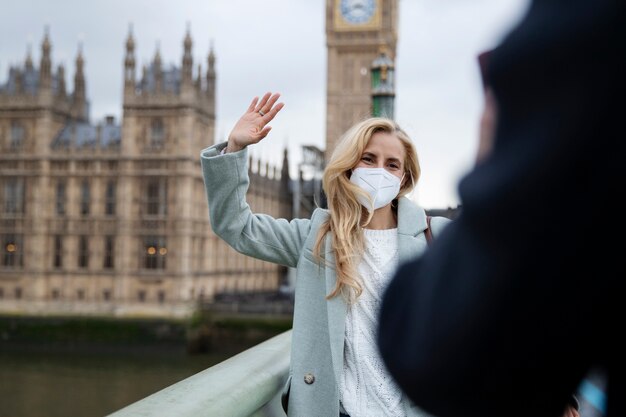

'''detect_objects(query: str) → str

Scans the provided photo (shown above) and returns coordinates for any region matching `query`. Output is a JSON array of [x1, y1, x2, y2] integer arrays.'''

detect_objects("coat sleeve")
[[201, 142, 311, 268], [430, 216, 451, 238], [378, 1, 624, 417]]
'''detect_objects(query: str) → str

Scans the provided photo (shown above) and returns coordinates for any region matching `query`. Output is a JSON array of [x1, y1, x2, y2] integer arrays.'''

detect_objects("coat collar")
[[397, 196, 428, 237], [397, 197, 429, 264]]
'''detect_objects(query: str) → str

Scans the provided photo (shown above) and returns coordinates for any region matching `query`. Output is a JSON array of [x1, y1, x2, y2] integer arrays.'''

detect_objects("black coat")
[[378, 1, 625, 416]]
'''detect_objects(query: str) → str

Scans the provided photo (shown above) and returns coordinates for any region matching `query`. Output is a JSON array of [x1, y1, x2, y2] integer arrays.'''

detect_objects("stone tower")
[[325, 0, 398, 157], [116, 26, 217, 310], [0, 29, 85, 302], [121, 26, 215, 158]]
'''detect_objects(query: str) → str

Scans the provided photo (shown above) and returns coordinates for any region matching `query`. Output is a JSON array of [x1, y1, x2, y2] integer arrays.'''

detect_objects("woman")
[[201, 92, 450, 417]]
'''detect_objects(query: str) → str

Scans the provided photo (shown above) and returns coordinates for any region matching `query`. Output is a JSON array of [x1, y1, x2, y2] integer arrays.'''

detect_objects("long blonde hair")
[[314, 118, 420, 300]]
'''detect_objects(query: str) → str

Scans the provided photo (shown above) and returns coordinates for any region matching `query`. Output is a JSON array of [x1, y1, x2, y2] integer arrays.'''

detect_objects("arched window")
[[53, 235, 63, 269], [103, 236, 114, 269], [150, 118, 165, 148], [80, 180, 90, 216], [78, 235, 89, 268], [105, 180, 116, 215], [143, 236, 167, 270], [56, 181, 66, 216], [145, 178, 167, 216], [1, 234, 23, 268], [2, 178, 25, 214], [10, 121, 25, 150]]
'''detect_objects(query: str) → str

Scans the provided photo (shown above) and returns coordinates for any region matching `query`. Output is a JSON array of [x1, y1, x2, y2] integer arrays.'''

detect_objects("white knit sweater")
[[340, 228, 407, 417]]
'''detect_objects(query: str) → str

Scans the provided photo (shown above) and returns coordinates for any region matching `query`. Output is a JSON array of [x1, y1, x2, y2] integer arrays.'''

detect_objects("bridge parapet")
[[108, 330, 291, 417]]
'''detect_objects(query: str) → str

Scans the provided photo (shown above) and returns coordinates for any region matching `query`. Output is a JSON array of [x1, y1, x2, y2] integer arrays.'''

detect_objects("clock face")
[[340, 0, 376, 25]]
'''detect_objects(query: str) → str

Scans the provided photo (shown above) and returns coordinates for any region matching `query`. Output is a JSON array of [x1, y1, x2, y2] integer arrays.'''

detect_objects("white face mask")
[[349, 167, 402, 211]]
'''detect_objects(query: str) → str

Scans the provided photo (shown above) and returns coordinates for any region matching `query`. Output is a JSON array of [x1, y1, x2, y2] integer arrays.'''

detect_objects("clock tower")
[[325, 0, 398, 157]]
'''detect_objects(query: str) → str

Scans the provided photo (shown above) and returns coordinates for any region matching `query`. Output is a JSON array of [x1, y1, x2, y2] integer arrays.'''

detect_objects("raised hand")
[[226, 92, 285, 153]]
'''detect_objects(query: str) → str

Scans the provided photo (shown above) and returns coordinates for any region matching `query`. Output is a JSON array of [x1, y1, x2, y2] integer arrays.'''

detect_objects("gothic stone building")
[[0, 30, 292, 317]]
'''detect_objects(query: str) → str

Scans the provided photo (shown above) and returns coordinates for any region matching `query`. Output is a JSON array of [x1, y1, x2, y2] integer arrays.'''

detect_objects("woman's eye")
[[388, 163, 399, 169], [362, 157, 373, 163]]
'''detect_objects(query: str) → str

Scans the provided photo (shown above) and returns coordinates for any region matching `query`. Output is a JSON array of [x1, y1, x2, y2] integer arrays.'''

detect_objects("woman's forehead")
[[364, 132, 405, 158]]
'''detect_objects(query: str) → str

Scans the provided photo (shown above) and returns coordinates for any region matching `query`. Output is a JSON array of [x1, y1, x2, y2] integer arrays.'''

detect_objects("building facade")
[[0, 29, 292, 318], [325, 0, 398, 157]]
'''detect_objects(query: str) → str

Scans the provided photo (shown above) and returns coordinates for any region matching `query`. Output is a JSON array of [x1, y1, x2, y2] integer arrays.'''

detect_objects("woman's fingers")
[[256, 92, 283, 118], [247, 96, 259, 113], [234, 92, 282, 147], [260, 93, 281, 114], [255, 92, 272, 113], [257, 126, 272, 140], [264, 102, 284, 123]]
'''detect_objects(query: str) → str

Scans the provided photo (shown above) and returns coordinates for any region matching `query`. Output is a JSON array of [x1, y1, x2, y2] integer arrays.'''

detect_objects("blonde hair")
[[314, 117, 420, 300]]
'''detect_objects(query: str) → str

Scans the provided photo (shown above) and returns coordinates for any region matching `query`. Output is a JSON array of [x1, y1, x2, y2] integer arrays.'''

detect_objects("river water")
[[0, 347, 234, 417]]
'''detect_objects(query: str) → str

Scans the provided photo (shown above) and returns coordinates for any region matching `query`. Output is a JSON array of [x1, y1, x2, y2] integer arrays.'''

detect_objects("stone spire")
[[141, 64, 148, 91], [56, 64, 66, 97], [39, 27, 52, 90], [25, 45, 34, 70], [195, 63, 202, 91], [206, 42, 216, 112], [206, 41, 216, 96], [153, 43, 163, 93], [124, 24, 136, 92], [182, 25, 193, 86], [280, 147, 292, 219], [14, 68, 24, 94], [73, 44, 87, 120], [281, 148, 290, 184]]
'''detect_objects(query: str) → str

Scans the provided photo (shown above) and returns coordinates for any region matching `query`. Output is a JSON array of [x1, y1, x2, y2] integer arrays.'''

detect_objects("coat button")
[[304, 373, 315, 385]]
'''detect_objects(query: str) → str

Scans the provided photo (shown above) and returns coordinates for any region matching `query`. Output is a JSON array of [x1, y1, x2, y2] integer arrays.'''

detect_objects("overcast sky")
[[0, 0, 529, 209]]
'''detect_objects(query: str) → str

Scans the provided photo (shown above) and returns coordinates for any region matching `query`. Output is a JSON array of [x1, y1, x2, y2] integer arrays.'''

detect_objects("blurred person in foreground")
[[477, 48, 582, 417], [377, 1, 625, 417]]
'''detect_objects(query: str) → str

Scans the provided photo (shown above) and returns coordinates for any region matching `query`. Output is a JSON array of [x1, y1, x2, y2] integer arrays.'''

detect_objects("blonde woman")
[[201, 92, 450, 417]]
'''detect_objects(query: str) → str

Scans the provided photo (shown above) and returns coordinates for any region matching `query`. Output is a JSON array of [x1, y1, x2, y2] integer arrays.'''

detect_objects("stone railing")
[[107, 330, 291, 417]]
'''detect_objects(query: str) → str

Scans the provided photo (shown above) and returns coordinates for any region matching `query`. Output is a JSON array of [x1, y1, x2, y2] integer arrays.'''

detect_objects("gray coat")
[[201, 142, 450, 417]]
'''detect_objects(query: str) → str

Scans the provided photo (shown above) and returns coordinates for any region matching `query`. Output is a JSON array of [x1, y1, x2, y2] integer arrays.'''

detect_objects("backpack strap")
[[425, 215, 433, 245]]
